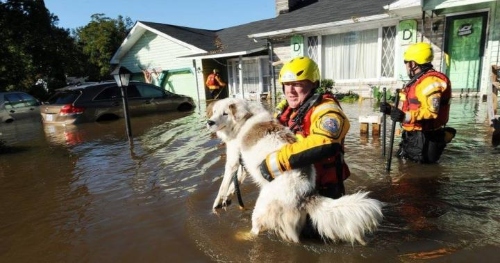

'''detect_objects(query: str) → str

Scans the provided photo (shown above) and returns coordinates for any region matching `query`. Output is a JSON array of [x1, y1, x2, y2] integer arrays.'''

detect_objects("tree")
[[0, 1, 133, 98], [74, 14, 133, 81], [0, 0, 82, 98]]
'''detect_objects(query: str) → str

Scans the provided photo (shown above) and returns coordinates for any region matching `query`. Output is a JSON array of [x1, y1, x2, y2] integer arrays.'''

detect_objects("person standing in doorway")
[[206, 68, 226, 99], [380, 42, 455, 163]]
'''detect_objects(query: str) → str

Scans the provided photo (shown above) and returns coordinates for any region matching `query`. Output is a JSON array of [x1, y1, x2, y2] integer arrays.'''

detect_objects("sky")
[[44, 0, 276, 30]]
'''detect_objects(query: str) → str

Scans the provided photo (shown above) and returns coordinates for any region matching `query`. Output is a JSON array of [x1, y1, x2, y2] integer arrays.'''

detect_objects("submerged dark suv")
[[40, 81, 195, 125]]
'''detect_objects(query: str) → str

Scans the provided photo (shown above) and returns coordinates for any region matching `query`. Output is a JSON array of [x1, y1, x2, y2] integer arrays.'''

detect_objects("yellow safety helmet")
[[404, 42, 434, 65], [279, 56, 320, 84]]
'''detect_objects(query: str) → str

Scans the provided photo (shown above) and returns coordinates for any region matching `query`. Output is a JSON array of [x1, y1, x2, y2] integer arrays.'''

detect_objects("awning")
[[165, 68, 192, 74], [423, 0, 496, 11]]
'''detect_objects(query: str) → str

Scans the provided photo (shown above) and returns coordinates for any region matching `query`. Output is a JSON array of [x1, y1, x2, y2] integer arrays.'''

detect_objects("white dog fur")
[[207, 98, 383, 244]]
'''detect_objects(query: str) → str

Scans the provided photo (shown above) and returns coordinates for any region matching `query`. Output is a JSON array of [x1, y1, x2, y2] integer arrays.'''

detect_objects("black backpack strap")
[[335, 152, 345, 196], [289, 93, 322, 132]]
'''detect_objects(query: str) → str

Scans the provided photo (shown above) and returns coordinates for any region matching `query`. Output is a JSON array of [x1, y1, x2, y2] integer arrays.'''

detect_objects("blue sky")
[[44, 0, 276, 30]]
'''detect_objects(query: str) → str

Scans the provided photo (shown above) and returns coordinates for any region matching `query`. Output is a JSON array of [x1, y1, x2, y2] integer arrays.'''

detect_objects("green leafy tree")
[[0, 0, 84, 98], [74, 14, 133, 80]]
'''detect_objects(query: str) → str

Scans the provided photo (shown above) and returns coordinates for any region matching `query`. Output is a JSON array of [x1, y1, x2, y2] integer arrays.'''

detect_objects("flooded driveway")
[[0, 98, 499, 262]]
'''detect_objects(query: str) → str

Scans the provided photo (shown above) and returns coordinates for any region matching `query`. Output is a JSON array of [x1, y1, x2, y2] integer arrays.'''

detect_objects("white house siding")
[[486, 1, 500, 91], [269, 24, 401, 98], [268, 1, 500, 99], [268, 37, 292, 98], [119, 31, 201, 100]]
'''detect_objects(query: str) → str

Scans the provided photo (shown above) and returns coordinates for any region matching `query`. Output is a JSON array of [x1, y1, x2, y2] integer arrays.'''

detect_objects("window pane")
[[5, 93, 26, 108], [307, 36, 318, 62], [136, 84, 163, 98], [95, 87, 119, 100], [322, 29, 378, 80], [18, 93, 39, 106], [381, 26, 396, 78]]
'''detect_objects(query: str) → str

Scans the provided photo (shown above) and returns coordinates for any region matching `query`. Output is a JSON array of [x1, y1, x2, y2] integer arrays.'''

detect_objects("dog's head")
[[206, 98, 252, 134]]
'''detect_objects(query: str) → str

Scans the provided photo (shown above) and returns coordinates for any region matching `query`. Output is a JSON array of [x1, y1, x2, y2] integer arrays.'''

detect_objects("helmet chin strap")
[[407, 62, 420, 79]]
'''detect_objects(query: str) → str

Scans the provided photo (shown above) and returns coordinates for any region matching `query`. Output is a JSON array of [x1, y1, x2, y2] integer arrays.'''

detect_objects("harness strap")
[[232, 155, 247, 208], [289, 93, 322, 132]]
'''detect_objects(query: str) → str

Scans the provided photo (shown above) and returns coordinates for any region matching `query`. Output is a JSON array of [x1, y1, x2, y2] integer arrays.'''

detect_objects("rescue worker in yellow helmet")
[[380, 42, 455, 163], [259, 56, 351, 199]]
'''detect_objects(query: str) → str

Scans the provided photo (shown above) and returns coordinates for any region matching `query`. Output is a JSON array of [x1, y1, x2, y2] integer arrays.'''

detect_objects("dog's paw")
[[235, 231, 257, 241], [212, 199, 232, 210]]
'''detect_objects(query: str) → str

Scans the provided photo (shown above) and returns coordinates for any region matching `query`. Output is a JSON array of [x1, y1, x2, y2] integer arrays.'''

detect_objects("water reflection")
[[0, 98, 499, 262]]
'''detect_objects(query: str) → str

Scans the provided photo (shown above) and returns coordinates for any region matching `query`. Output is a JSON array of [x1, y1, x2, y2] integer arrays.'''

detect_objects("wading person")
[[206, 68, 226, 99], [259, 56, 351, 199], [380, 42, 455, 163]]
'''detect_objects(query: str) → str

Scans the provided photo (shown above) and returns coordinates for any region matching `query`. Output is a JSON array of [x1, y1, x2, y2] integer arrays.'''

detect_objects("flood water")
[[1, 97, 499, 262]]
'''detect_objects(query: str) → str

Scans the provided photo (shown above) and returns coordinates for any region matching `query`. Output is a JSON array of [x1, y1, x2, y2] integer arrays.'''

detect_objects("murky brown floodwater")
[[1, 97, 499, 263]]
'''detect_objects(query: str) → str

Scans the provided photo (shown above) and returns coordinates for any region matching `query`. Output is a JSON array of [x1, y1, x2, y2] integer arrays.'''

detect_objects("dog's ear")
[[228, 102, 252, 122], [228, 103, 238, 120], [206, 101, 215, 118]]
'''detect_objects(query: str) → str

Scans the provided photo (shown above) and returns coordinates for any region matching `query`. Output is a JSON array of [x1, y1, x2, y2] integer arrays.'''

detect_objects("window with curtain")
[[322, 28, 380, 80]]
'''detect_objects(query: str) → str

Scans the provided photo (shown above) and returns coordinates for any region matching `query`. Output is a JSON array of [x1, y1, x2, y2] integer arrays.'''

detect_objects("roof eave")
[[248, 13, 394, 39], [111, 21, 208, 64], [179, 46, 268, 60], [110, 22, 146, 64]]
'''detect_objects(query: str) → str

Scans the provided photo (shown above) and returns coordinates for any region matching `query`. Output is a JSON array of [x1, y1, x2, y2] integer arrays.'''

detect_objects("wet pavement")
[[0, 97, 499, 262]]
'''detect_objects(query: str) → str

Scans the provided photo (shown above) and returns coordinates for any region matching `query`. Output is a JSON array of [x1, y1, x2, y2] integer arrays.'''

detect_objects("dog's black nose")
[[207, 120, 215, 126]]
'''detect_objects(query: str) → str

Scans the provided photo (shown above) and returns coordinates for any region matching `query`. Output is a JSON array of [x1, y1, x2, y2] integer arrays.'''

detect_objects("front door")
[[444, 12, 487, 92]]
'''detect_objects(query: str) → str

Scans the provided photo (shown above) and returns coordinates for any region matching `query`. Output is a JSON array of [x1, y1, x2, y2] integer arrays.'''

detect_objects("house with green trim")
[[110, 0, 500, 106]]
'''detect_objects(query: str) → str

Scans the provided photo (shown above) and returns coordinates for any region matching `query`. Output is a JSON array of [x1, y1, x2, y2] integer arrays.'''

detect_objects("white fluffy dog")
[[207, 98, 383, 244]]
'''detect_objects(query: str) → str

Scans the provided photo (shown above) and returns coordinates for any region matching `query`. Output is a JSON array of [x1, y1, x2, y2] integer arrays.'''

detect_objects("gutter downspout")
[[239, 56, 244, 99], [267, 40, 277, 109], [192, 59, 201, 107], [421, 10, 426, 42]]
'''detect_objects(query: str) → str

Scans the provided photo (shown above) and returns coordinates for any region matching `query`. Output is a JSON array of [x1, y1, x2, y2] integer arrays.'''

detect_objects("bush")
[[317, 79, 335, 94], [372, 86, 394, 103], [336, 91, 359, 103]]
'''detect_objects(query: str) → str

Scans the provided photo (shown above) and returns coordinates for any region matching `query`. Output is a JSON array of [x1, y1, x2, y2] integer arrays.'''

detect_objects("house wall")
[[268, 37, 292, 99], [268, 1, 500, 99], [119, 31, 203, 101], [486, 1, 500, 90]]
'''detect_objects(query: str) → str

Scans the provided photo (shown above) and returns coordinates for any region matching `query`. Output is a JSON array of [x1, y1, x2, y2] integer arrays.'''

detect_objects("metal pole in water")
[[382, 87, 387, 157], [386, 89, 401, 172]]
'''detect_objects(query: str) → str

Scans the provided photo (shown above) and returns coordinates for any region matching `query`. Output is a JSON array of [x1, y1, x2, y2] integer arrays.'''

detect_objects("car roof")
[[55, 80, 155, 92], [56, 81, 113, 91]]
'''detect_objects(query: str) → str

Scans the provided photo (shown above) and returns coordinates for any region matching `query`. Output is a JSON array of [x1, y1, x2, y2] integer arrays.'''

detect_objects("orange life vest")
[[278, 94, 350, 186], [206, 73, 219, 87], [402, 70, 451, 131]]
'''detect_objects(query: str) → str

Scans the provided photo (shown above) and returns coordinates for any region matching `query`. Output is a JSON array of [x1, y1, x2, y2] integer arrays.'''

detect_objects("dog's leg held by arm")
[[212, 141, 241, 210]]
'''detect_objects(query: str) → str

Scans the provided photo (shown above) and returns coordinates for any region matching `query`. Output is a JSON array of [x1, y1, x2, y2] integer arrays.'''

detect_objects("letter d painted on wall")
[[290, 35, 304, 57]]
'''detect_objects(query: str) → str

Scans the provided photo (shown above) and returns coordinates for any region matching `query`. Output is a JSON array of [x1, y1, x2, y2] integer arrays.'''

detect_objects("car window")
[[4, 93, 26, 108], [126, 86, 141, 98], [47, 91, 80, 104], [94, 86, 119, 100], [18, 93, 39, 106], [135, 84, 164, 98]]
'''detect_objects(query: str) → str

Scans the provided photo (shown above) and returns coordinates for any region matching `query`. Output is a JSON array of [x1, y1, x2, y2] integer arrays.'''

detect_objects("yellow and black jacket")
[[400, 70, 451, 131], [266, 94, 350, 188]]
